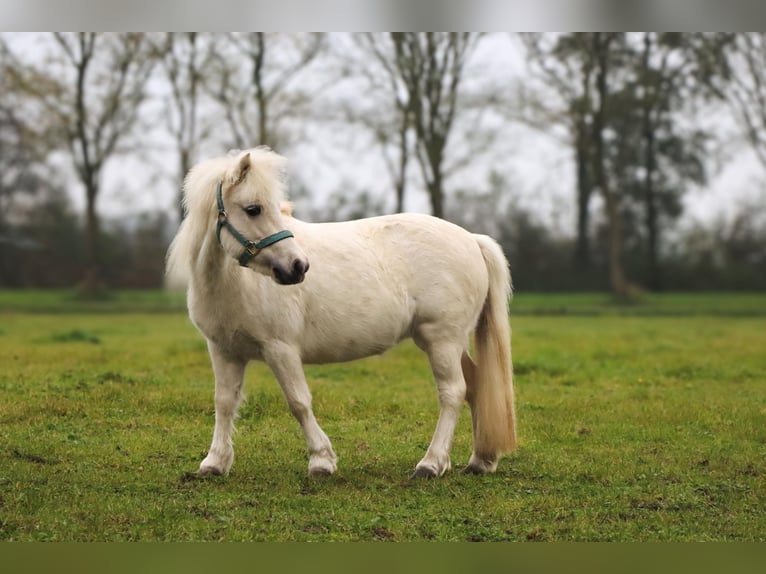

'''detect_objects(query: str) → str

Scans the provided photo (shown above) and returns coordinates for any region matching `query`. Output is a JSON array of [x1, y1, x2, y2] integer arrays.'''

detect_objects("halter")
[[215, 180, 295, 267]]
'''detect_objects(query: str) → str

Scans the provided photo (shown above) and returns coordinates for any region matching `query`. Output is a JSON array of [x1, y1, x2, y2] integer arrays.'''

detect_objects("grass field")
[[0, 291, 764, 541]]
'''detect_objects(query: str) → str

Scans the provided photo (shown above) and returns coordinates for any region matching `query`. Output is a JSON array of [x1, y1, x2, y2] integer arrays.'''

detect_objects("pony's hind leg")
[[412, 337, 467, 478], [262, 341, 337, 476], [460, 351, 498, 474], [199, 341, 246, 475]]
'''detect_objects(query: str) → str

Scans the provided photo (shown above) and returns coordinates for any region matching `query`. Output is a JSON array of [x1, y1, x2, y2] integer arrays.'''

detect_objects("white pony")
[[166, 148, 516, 478]]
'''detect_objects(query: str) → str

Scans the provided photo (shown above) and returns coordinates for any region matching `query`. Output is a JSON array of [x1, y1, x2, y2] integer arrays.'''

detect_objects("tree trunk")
[[418, 133, 446, 218], [643, 105, 660, 290], [602, 189, 629, 298], [428, 169, 444, 219], [574, 119, 592, 268], [72, 33, 105, 297], [424, 131, 446, 218], [79, 177, 105, 297], [253, 33, 268, 146], [395, 121, 408, 213]]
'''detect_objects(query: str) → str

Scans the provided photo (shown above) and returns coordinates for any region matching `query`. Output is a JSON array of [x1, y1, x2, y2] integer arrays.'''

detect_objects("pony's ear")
[[229, 152, 251, 184]]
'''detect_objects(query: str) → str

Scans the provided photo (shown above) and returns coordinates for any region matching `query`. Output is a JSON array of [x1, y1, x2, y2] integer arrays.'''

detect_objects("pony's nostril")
[[293, 259, 308, 276], [272, 260, 309, 285]]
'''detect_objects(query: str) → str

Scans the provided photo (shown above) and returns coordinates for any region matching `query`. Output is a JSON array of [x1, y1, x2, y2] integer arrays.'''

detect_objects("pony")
[[166, 147, 516, 478]]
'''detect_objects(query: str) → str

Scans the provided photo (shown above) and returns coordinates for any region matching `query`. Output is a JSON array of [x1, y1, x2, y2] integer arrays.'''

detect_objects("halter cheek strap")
[[215, 180, 295, 267]]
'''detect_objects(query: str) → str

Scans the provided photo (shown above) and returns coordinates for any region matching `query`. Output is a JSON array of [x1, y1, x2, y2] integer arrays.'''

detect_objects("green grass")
[[0, 292, 764, 541], [2, 288, 765, 316], [0, 289, 186, 314], [510, 291, 766, 316]]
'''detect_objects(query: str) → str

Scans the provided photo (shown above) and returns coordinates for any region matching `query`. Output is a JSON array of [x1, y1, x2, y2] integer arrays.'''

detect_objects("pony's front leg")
[[263, 341, 337, 476], [198, 341, 246, 475]]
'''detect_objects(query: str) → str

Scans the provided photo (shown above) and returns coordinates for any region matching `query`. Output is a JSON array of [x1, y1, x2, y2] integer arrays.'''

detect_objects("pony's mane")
[[184, 147, 288, 220], [166, 147, 290, 287]]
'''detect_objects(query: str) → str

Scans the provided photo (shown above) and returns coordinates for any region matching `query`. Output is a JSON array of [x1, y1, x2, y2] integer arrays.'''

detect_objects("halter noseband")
[[215, 180, 295, 267]]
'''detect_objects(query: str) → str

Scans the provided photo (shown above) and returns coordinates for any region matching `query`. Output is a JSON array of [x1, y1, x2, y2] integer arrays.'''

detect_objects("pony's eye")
[[243, 205, 262, 217]]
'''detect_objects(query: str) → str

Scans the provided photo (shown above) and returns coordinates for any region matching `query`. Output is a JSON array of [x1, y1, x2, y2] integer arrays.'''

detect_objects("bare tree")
[[7, 33, 155, 294], [344, 34, 414, 213], [206, 33, 325, 150], [154, 33, 215, 222], [389, 33, 481, 218], [344, 33, 483, 218], [716, 34, 766, 170]]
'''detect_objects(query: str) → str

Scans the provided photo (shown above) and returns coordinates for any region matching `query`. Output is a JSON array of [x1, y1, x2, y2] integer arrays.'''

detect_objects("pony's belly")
[[299, 322, 407, 364], [301, 342, 398, 364], [296, 282, 415, 364]]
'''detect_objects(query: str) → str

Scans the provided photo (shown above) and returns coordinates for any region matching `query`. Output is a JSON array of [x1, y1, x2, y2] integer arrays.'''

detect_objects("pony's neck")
[[190, 227, 240, 297]]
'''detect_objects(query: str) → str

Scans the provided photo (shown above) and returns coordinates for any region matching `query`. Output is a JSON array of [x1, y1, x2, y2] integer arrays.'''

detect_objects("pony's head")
[[178, 148, 309, 285], [214, 150, 309, 284]]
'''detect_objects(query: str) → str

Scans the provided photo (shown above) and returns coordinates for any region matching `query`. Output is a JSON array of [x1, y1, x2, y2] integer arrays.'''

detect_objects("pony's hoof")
[[197, 464, 225, 476], [198, 451, 233, 476], [411, 456, 451, 479], [410, 465, 439, 479], [308, 456, 336, 477], [463, 454, 498, 475]]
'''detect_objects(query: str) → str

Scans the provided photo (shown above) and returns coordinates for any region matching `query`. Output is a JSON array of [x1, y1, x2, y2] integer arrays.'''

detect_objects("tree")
[[703, 33, 766, 171], [524, 33, 634, 297], [1, 37, 77, 286], [520, 33, 597, 269], [6, 33, 155, 294], [637, 33, 663, 289], [345, 34, 415, 213], [613, 33, 708, 290], [154, 33, 215, 222], [590, 33, 634, 298], [324, 33, 486, 217], [206, 33, 325, 150], [390, 33, 481, 218], [0, 39, 51, 233], [521, 33, 713, 294]]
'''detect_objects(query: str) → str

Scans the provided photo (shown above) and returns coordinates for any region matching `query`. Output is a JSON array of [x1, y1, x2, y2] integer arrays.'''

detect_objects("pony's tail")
[[463, 235, 516, 473]]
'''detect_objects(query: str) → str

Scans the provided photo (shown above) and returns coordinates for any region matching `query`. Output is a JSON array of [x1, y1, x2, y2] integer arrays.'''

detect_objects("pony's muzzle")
[[273, 258, 309, 285]]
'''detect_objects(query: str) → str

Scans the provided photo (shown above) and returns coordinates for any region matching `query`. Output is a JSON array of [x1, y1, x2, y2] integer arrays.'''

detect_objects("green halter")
[[215, 180, 295, 267]]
